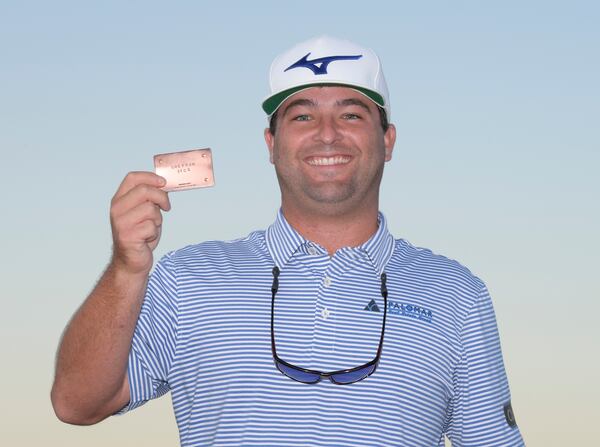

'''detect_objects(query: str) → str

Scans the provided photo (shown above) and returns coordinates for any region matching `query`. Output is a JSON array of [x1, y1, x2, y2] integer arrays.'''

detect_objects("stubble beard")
[[275, 161, 384, 218]]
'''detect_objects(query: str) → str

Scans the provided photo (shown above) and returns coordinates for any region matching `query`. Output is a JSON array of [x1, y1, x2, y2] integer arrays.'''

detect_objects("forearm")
[[51, 261, 148, 424]]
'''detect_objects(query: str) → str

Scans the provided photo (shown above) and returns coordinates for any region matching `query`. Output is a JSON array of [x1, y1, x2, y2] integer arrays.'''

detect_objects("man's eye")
[[293, 114, 311, 121], [342, 113, 361, 120]]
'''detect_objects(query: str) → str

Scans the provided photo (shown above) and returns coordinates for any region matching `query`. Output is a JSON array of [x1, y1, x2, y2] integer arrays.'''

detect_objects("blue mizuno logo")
[[285, 53, 363, 75]]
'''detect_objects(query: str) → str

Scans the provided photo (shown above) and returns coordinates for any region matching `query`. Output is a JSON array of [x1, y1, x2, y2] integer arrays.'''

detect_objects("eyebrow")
[[281, 96, 373, 117], [281, 98, 317, 117], [336, 98, 372, 114]]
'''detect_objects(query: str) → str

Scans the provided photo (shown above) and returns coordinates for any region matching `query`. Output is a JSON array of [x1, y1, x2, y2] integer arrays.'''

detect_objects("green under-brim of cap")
[[262, 83, 385, 116]]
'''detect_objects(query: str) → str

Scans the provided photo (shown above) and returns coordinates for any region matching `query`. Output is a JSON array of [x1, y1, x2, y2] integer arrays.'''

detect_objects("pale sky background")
[[1, 1, 598, 445]]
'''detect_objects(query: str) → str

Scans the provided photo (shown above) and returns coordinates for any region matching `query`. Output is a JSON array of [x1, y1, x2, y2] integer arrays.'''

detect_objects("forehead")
[[279, 86, 377, 110]]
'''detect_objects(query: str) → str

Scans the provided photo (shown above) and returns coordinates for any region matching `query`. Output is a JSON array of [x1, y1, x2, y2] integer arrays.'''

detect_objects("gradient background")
[[1, 1, 598, 445]]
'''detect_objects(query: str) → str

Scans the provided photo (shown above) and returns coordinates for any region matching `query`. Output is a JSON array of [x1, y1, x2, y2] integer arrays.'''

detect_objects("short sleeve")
[[445, 284, 525, 446], [117, 253, 179, 414]]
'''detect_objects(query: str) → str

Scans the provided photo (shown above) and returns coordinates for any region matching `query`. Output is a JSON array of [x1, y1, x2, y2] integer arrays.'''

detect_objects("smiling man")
[[265, 85, 395, 255], [51, 36, 525, 446]]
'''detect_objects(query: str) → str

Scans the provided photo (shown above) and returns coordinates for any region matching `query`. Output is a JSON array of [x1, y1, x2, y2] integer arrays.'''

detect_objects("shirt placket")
[[313, 267, 336, 360]]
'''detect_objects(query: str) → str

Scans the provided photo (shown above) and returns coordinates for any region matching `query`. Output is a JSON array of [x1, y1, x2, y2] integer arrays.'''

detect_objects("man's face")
[[264, 86, 396, 217]]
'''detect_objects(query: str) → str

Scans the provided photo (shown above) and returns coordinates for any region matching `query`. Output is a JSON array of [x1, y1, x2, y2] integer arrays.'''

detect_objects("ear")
[[264, 128, 275, 164], [383, 123, 396, 162]]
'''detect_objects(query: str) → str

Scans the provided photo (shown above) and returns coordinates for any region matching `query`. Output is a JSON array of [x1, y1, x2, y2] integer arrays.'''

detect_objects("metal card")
[[153, 148, 215, 192]]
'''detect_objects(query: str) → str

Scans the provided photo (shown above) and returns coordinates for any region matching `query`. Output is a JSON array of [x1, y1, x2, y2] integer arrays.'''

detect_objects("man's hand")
[[109, 171, 171, 276]]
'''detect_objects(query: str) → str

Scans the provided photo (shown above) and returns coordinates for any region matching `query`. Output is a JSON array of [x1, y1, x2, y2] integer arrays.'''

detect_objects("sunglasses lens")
[[330, 363, 377, 384], [276, 360, 321, 384]]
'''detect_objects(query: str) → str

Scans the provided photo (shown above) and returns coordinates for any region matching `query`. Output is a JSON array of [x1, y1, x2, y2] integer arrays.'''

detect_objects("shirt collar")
[[265, 209, 395, 274]]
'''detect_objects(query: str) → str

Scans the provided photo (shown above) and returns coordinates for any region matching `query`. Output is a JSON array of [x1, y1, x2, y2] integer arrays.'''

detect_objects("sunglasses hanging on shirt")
[[270, 266, 388, 385]]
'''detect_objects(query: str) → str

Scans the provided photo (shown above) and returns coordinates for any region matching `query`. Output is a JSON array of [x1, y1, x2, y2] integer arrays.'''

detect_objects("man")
[[52, 36, 525, 446]]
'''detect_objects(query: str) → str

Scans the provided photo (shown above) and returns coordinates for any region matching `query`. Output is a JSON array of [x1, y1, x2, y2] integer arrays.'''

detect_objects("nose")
[[314, 115, 342, 145]]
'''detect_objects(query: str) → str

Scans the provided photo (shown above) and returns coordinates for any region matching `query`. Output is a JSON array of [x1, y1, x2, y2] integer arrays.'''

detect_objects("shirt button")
[[308, 246, 317, 255], [323, 276, 332, 287], [321, 307, 330, 319]]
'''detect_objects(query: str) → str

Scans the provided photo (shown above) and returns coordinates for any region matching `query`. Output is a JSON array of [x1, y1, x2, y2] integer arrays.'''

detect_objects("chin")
[[305, 186, 356, 205]]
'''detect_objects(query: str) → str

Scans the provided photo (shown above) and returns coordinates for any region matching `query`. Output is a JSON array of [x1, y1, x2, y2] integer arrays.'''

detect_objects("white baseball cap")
[[262, 35, 391, 119]]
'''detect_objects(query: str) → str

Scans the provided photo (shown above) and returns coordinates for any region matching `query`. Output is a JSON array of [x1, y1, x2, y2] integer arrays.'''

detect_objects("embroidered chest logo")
[[364, 299, 433, 323]]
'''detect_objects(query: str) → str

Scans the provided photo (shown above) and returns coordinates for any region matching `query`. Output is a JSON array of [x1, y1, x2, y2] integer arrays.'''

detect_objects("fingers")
[[109, 171, 171, 275], [113, 171, 166, 201], [113, 201, 163, 233], [133, 219, 161, 245], [111, 184, 171, 220], [113, 217, 161, 249], [111, 171, 170, 214]]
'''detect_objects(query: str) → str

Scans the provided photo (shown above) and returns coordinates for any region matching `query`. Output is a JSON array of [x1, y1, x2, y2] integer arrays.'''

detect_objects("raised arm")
[[51, 172, 170, 425]]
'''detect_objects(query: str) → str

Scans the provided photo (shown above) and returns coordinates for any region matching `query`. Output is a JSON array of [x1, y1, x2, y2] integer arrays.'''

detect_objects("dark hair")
[[269, 105, 389, 135]]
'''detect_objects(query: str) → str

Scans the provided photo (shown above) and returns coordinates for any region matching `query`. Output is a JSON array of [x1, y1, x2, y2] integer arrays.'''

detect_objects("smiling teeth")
[[308, 156, 350, 166]]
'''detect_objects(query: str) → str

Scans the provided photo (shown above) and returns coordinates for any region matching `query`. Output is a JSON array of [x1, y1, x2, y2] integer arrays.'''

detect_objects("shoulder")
[[156, 229, 271, 278], [388, 238, 486, 313], [391, 239, 482, 281]]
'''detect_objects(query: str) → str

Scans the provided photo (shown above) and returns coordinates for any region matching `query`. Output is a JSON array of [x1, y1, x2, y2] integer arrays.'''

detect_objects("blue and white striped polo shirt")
[[121, 210, 524, 446]]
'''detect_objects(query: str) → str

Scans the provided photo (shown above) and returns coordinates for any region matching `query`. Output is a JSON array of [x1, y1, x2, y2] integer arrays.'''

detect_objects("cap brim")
[[262, 83, 385, 116]]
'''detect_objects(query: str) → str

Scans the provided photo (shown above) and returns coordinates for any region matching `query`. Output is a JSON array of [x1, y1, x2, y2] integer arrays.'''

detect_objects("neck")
[[281, 203, 380, 256]]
